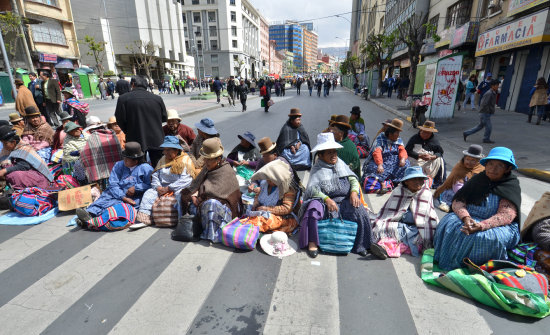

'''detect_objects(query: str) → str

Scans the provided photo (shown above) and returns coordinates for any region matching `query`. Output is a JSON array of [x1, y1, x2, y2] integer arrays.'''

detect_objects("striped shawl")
[[9, 143, 54, 182], [80, 129, 123, 182]]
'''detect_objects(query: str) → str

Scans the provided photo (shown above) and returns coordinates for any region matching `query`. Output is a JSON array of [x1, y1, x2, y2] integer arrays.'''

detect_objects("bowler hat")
[[122, 142, 145, 159], [258, 137, 276, 154], [331, 115, 352, 129], [384, 118, 404, 131], [418, 120, 438, 133], [238, 131, 257, 147], [195, 117, 218, 135], [25, 106, 41, 117], [462, 144, 484, 159], [199, 137, 224, 159], [64, 121, 81, 133], [0, 125, 17, 141], [59, 111, 72, 121], [288, 108, 302, 117], [350, 106, 361, 115], [9, 113, 23, 123], [159, 135, 183, 150]]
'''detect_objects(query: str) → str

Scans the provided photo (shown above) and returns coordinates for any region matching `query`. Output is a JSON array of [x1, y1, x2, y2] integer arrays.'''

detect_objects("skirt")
[[6, 169, 52, 190], [199, 199, 233, 242]]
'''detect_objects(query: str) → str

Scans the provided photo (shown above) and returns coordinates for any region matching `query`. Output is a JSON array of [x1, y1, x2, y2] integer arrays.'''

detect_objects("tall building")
[[349, 0, 364, 57], [269, 21, 304, 71], [181, 0, 261, 79], [302, 25, 318, 73], [259, 14, 270, 76], [72, 0, 193, 79]]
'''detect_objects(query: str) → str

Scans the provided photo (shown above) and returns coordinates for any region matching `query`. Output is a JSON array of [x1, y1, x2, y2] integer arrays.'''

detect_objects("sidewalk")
[[369, 94, 550, 182]]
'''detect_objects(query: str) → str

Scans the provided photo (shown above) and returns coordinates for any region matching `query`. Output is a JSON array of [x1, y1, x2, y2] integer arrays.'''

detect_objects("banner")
[[429, 54, 464, 119], [508, 0, 549, 17]]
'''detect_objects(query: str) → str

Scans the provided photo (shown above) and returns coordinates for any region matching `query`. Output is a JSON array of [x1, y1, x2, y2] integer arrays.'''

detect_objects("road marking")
[[0, 227, 156, 334], [110, 242, 232, 335], [263, 252, 340, 335]]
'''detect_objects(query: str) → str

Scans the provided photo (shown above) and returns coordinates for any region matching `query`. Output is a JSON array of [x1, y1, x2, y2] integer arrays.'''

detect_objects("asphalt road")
[[0, 86, 549, 334]]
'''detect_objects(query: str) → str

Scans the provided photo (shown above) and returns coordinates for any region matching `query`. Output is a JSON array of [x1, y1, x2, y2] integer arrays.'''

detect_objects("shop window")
[[28, 0, 59, 6], [31, 17, 67, 45], [445, 0, 472, 28]]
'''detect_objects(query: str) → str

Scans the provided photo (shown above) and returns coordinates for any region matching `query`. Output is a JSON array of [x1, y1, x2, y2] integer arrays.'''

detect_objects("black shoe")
[[307, 248, 319, 258], [76, 207, 92, 222], [463, 133, 467, 142], [482, 139, 495, 144], [369, 244, 388, 260], [358, 250, 368, 257]]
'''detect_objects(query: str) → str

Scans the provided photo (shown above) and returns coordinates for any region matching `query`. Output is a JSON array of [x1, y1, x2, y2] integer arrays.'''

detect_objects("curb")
[[370, 99, 410, 121], [518, 168, 550, 183]]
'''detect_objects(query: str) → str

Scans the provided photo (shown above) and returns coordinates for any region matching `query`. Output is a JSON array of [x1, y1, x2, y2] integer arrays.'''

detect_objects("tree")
[[361, 33, 396, 96], [234, 58, 245, 78], [126, 40, 158, 80], [79, 35, 106, 78], [0, 12, 23, 69], [396, 12, 440, 96], [339, 55, 359, 77]]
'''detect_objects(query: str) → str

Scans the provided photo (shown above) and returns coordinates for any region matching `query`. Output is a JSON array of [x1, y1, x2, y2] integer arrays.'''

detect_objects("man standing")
[[106, 78, 115, 99], [115, 75, 130, 96], [115, 76, 167, 167], [477, 73, 492, 106], [14, 79, 38, 117], [213, 76, 222, 103], [28, 73, 46, 118], [296, 78, 302, 95], [463, 79, 500, 144], [98, 78, 107, 100], [237, 79, 249, 112], [40, 71, 62, 127], [226, 76, 236, 106], [181, 78, 186, 95]]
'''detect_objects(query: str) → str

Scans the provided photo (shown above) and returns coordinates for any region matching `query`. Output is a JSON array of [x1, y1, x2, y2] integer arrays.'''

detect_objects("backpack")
[[11, 187, 55, 216], [260, 86, 266, 97]]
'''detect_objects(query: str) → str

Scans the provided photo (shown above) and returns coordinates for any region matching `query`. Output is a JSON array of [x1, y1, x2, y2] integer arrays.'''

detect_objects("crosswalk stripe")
[[110, 242, 232, 334], [0, 226, 157, 334], [263, 252, 340, 335]]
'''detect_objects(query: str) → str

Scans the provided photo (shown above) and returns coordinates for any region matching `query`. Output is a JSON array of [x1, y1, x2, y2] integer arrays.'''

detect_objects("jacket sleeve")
[[114, 99, 127, 133], [107, 163, 126, 199], [431, 137, 444, 157], [372, 148, 383, 165], [134, 165, 154, 195], [405, 136, 419, 160]]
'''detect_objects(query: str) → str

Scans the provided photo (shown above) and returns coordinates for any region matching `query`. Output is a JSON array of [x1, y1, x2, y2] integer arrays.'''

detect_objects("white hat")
[[167, 109, 181, 121], [310, 132, 343, 153], [260, 231, 297, 258], [86, 115, 102, 126]]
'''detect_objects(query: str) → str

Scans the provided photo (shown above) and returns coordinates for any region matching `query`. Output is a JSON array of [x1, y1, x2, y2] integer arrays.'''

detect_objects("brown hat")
[[107, 116, 117, 125], [288, 108, 302, 117], [200, 137, 224, 159], [384, 118, 403, 131], [418, 120, 438, 133], [328, 114, 338, 125], [9, 113, 23, 123], [25, 106, 41, 117], [258, 137, 276, 154], [14, 78, 24, 86], [331, 115, 351, 129]]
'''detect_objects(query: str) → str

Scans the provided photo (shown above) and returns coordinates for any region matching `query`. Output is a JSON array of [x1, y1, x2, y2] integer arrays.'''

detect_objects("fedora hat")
[[384, 118, 403, 131], [122, 142, 144, 159], [462, 144, 484, 159], [418, 120, 438, 133], [199, 137, 224, 159], [258, 137, 276, 154], [288, 108, 302, 117], [331, 115, 351, 129], [64, 121, 81, 133], [400, 166, 428, 182], [24, 106, 41, 117], [59, 110, 72, 121], [9, 113, 23, 123], [350, 106, 361, 115], [195, 117, 218, 135], [166, 109, 181, 121], [107, 116, 118, 125], [311, 132, 343, 153], [260, 231, 297, 258], [159, 135, 183, 150]]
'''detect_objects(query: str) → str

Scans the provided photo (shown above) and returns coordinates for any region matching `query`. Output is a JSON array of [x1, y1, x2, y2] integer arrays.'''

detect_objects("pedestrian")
[[476, 73, 492, 106], [386, 76, 395, 98], [28, 72, 47, 120], [237, 79, 249, 112], [398, 76, 410, 100], [14, 78, 38, 117], [333, 78, 337, 91], [463, 75, 476, 110], [274, 80, 281, 96], [106, 78, 115, 99], [463, 79, 500, 144], [260, 83, 271, 113], [115, 75, 168, 167], [296, 78, 302, 95], [40, 71, 62, 127], [115, 75, 131, 96], [353, 80, 359, 95], [181, 78, 187, 95], [213, 76, 222, 103], [174, 80, 180, 95], [226, 76, 236, 106], [394, 76, 401, 94], [528, 77, 549, 124], [307, 77, 313, 96], [97, 78, 107, 100], [280, 79, 285, 97], [316, 79, 322, 97]]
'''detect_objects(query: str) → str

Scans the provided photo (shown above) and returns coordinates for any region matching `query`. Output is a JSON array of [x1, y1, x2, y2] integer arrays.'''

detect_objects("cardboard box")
[[58, 185, 93, 211]]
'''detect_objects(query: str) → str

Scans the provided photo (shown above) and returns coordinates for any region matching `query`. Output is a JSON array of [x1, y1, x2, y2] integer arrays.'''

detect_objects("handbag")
[[260, 99, 266, 107], [317, 215, 358, 254], [218, 217, 260, 250], [267, 99, 274, 107], [171, 214, 202, 242], [151, 193, 178, 227], [10, 187, 55, 216]]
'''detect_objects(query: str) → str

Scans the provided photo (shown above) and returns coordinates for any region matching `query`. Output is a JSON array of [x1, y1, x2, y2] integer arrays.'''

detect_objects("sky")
[[249, 0, 353, 49]]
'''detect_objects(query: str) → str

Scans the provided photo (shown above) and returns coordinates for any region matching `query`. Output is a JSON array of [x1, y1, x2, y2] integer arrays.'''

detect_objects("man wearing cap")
[[163, 109, 195, 146], [190, 118, 219, 169], [115, 75, 168, 167], [405, 120, 446, 185], [21, 106, 55, 161], [329, 115, 361, 177], [463, 79, 500, 144], [227, 131, 261, 169], [9, 113, 25, 137], [40, 71, 62, 127], [14, 78, 38, 117]]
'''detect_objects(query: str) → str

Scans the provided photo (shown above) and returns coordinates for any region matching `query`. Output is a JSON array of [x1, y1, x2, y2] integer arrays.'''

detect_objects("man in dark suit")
[[28, 72, 48, 121], [40, 72, 62, 127], [115, 75, 130, 96]]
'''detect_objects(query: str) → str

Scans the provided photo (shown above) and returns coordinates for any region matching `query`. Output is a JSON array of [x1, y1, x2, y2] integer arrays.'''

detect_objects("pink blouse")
[[452, 198, 517, 231]]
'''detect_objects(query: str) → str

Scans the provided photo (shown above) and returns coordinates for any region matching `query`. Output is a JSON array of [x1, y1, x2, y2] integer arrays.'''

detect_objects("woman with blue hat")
[[135, 136, 199, 227], [190, 117, 219, 169], [227, 131, 261, 169], [372, 166, 439, 259], [434, 147, 521, 270]]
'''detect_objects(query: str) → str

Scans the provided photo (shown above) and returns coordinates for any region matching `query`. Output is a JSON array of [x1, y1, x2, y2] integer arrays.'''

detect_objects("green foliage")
[[361, 33, 396, 68], [339, 56, 359, 76], [79, 35, 107, 77], [104, 70, 115, 76], [0, 12, 23, 67]]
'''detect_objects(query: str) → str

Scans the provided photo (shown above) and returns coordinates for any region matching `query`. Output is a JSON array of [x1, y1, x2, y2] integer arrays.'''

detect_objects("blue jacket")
[[213, 80, 222, 91]]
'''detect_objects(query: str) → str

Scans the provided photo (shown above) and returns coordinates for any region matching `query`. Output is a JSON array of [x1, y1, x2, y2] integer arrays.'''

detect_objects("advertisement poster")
[[422, 63, 437, 116], [71, 75, 84, 99], [429, 54, 464, 119]]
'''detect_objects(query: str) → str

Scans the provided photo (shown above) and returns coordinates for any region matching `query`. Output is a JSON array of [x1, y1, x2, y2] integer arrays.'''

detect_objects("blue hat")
[[159, 135, 183, 150], [400, 166, 428, 182], [195, 118, 218, 135], [238, 131, 257, 147], [486, 72, 492, 77], [480, 147, 517, 169]]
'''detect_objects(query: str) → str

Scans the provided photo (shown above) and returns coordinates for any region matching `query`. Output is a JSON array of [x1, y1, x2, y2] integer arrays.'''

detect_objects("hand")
[[233, 160, 242, 166], [399, 158, 407, 167], [358, 135, 364, 141], [240, 161, 249, 167], [247, 184, 260, 194], [291, 146, 296, 154], [126, 186, 136, 197], [56, 100, 61, 104], [122, 197, 136, 206], [157, 186, 169, 196], [43, 102, 46, 107], [418, 153, 430, 161], [376, 164, 384, 174], [256, 206, 267, 211], [350, 191, 360, 208], [0, 168, 6, 178], [191, 196, 199, 206], [460, 217, 482, 235], [325, 198, 338, 212], [295, 142, 301, 150]]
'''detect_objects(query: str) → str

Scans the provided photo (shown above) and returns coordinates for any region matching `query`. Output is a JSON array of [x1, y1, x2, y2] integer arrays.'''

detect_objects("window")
[[208, 11, 216, 22], [210, 40, 218, 50], [192, 0, 199, 4], [209, 26, 217, 37], [232, 40, 238, 48], [230, 0, 236, 5], [445, 0, 472, 28], [211, 54, 218, 64], [182, 13, 186, 23], [231, 11, 236, 22], [207, 0, 216, 3], [212, 67, 219, 77], [184, 27, 188, 37], [31, 17, 67, 45], [480, 0, 502, 18], [197, 40, 202, 51], [29, 0, 58, 6], [193, 12, 201, 23], [233, 55, 239, 61], [185, 41, 190, 52], [231, 26, 237, 36], [429, 14, 439, 31], [195, 26, 201, 37]]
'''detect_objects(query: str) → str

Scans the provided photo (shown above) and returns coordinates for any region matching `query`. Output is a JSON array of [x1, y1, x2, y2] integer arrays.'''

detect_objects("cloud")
[[249, 0, 353, 48]]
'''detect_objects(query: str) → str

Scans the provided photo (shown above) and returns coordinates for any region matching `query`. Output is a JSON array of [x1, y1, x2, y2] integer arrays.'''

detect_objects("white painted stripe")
[[520, 191, 537, 219], [0, 219, 72, 273], [263, 251, 340, 335], [0, 227, 157, 334], [110, 242, 232, 334], [391, 257, 492, 335]]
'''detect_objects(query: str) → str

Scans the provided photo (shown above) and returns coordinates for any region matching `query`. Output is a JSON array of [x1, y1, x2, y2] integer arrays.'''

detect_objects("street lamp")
[[335, 14, 351, 24]]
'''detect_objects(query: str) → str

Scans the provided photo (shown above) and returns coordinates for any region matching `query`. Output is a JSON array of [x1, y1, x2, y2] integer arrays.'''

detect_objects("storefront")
[[475, 8, 550, 114]]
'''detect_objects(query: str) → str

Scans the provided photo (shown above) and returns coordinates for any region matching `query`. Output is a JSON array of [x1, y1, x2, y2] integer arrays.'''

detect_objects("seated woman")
[[62, 121, 88, 175], [0, 125, 56, 190], [434, 147, 521, 270], [61, 87, 87, 127], [361, 119, 409, 194], [405, 121, 446, 187], [20, 107, 54, 162], [75, 142, 154, 230], [433, 144, 485, 213], [299, 133, 385, 259], [348, 106, 370, 158], [372, 166, 439, 259], [227, 131, 261, 170], [51, 111, 74, 152], [180, 138, 241, 242], [190, 118, 219, 169], [136, 136, 197, 225], [520, 192, 550, 251], [246, 160, 300, 233], [329, 115, 361, 177], [107, 116, 126, 149], [276, 108, 312, 171]]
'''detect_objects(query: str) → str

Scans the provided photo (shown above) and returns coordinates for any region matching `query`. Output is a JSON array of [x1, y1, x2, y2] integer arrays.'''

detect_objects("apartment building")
[[303, 28, 319, 73], [259, 14, 270, 75]]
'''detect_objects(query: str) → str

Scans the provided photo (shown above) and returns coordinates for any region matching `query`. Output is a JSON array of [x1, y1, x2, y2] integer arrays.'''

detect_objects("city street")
[[0, 86, 549, 334]]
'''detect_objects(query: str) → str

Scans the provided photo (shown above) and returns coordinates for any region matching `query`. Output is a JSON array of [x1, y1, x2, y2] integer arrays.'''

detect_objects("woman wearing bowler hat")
[[76, 142, 154, 230], [190, 117, 219, 169], [276, 108, 312, 171], [405, 120, 446, 187]]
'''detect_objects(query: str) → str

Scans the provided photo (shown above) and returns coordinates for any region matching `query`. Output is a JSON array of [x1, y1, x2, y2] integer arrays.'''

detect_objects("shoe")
[[129, 222, 147, 230], [75, 218, 88, 229], [358, 250, 368, 257], [307, 248, 319, 258], [482, 139, 495, 143], [463, 133, 467, 141], [438, 203, 450, 213], [370, 243, 388, 260], [76, 207, 92, 222]]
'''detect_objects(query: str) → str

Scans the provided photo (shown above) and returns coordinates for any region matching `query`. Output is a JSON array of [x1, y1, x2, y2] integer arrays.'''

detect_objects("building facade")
[[303, 27, 319, 73], [268, 40, 284, 76], [269, 21, 304, 71], [349, 0, 363, 57], [259, 14, 270, 76]]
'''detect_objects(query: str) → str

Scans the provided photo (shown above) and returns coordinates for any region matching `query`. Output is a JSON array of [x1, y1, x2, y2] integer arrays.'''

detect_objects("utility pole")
[[0, 31, 17, 99], [9, 0, 34, 73]]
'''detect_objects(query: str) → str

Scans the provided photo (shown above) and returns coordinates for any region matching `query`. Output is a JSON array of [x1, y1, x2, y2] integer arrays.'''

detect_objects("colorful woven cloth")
[[80, 129, 122, 182], [87, 202, 136, 231], [9, 143, 54, 182], [421, 249, 550, 318]]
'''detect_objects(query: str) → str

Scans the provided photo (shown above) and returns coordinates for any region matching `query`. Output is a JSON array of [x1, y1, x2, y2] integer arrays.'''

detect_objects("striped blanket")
[[80, 129, 122, 182], [9, 143, 54, 182], [421, 249, 550, 318], [87, 202, 136, 231]]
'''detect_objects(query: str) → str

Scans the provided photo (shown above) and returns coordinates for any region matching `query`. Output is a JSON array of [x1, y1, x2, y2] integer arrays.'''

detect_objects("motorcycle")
[[410, 92, 431, 128], [360, 86, 369, 100]]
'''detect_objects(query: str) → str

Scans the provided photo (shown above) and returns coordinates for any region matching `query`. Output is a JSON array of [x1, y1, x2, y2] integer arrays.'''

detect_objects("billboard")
[[429, 54, 464, 119]]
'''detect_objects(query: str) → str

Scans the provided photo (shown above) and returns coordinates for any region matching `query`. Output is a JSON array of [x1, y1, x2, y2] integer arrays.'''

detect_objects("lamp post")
[[190, 36, 201, 93]]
